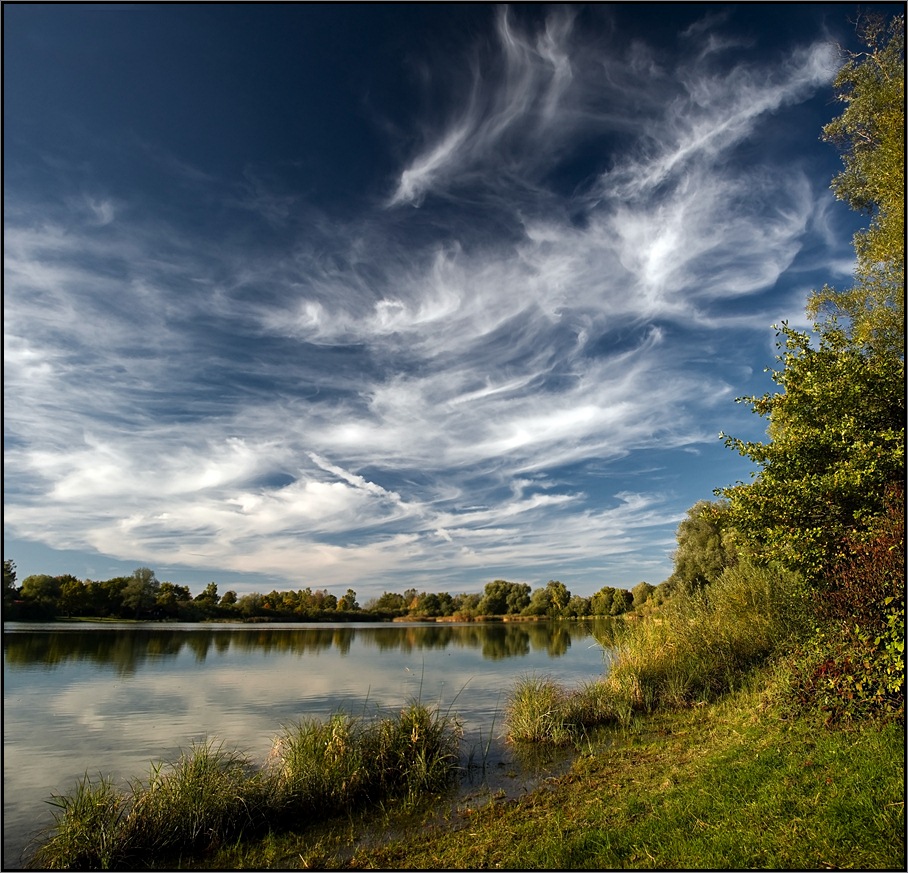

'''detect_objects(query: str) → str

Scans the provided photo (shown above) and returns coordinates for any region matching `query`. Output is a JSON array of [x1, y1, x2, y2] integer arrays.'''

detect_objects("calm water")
[[2, 619, 614, 866]]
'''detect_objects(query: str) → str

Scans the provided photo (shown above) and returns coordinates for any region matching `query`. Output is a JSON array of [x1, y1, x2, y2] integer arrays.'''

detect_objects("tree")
[[609, 588, 633, 616], [156, 582, 191, 618], [195, 582, 219, 603], [631, 581, 656, 610], [3, 560, 18, 611], [809, 13, 904, 359], [337, 589, 359, 611], [478, 580, 530, 616], [720, 325, 904, 583], [669, 500, 737, 593], [58, 576, 89, 617], [122, 567, 160, 619], [590, 586, 617, 616]]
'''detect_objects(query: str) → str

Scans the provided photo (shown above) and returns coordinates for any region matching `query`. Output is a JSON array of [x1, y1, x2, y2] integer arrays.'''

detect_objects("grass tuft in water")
[[29, 774, 128, 870], [26, 703, 462, 870]]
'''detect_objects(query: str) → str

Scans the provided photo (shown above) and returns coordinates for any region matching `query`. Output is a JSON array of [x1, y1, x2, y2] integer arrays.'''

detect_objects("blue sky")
[[2, 3, 892, 598]]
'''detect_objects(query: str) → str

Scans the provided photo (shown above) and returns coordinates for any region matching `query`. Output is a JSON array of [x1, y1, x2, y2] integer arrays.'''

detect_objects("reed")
[[505, 560, 812, 745], [27, 704, 462, 869], [123, 740, 269, 858], [28, 774, 127, 870]]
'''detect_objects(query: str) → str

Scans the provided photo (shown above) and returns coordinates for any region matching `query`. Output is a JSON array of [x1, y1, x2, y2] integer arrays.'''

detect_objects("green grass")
[[26, 704, 462, 870], [342, 678, 905, 870]]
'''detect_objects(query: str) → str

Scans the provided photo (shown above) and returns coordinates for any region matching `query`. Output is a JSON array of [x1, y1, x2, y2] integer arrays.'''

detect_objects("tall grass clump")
[[124, 740, 269, 858], [505, 559, 812, 745], [606, 558, 810, 712], [506, 676, 618, 744], [268, 713, 367, 820], [28, 703, 462, 869], [269, 702, 462, 821], [364, 702, 463, 804], [28, 774, 128, 870]]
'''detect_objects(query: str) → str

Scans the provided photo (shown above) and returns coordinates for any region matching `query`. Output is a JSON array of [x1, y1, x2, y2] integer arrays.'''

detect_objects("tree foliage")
[[720, 325, 904, 583], [669, 500, 738, 593], [809, 13, 905, 359]]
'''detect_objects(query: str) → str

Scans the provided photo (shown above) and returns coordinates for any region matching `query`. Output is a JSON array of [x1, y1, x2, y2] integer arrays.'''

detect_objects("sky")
[[3, 3, 896, 599]]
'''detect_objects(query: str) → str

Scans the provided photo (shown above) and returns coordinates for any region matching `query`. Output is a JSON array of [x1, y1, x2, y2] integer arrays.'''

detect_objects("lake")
[[2, 619, 615, 867]]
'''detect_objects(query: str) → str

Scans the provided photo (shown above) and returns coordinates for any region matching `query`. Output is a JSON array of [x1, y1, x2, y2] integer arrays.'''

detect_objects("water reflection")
[[3, 620, 614, 673], [3, 619, 618, 868]]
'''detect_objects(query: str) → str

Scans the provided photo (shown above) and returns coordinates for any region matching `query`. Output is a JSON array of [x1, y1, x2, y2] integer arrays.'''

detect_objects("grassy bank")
[[206, 672, 904, 870], [27, 557, 904, 870]]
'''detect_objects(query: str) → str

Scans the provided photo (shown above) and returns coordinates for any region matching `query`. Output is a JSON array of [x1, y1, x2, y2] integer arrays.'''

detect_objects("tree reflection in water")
[[3, 620, 614, 674]]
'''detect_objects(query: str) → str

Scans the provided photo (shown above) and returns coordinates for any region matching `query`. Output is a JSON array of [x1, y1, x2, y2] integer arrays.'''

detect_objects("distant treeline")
[[2, 561, 660, 623]]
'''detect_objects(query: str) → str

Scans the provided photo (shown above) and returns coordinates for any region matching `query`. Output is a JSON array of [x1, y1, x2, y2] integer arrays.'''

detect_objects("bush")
[[783, 488, 904, 725]]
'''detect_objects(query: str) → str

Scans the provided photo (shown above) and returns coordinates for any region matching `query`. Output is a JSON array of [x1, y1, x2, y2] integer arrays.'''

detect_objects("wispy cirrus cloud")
[[3, 7, 849, 594]]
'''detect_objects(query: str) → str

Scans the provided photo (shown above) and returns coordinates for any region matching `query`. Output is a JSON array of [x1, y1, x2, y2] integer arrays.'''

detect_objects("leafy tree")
[[238, 592, 264, 618], [809, 13, 905, 358], [220, 590, 238, 606], [631, 581, 656, 610], [3, 559, 17, 598], [195, 582, 219, 604], [122, 567, 160, 619], [451, 591, 481, 619], [20, 574, 62, 604], [337, 589, 359, 611], [720, 325, 904, 583], [590, 586, 617, 616], [669, 500, 738, 593], [478, 580, 530, 616], [156, 582, 192, 618], [523, 581, 572, 618], [564, 594, 591, 617], [609, 588, 633, 616], [57, 575, 89, 617], [368, 591, 407, 612]]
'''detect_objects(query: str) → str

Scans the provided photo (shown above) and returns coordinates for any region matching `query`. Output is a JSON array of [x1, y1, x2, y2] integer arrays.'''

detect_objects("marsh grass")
[[124, 740, 269, 858], [27, 703, 462, 869], [505, 560, 812, 745], [28, 774, 128, 870]]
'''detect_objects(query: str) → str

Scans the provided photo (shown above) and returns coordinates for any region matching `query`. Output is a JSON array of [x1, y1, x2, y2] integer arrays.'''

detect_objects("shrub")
[[784, 487, 904, 725]]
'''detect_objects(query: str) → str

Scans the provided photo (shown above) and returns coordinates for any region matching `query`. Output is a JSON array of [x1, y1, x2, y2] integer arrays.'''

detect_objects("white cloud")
[[3, 9, 851, 595]]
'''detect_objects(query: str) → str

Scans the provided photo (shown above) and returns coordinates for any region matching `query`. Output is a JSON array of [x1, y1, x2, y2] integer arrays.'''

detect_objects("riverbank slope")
[[209, 669, 904, 870]]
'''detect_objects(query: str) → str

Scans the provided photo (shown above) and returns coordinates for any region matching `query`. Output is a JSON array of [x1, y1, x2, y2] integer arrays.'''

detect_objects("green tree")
[[156, 582, 192, 619], [478, 580, 530, 616], [58, 575, 89, 617], [220, 590, 238, 607], [337, 589, 358, 611], [3, 560, 18, 611], [809, 13, 905, 358], [122, 567, 160, 619], [564, 594, 591, 617], [720, 325, 904, 583], [20, 574, 62, 604], [669, 500, 738, 593], [609, 588, 633, 616], [195, 582, 219, 604], [590, 586, 617, 616], [631, 581, 656, 610]]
